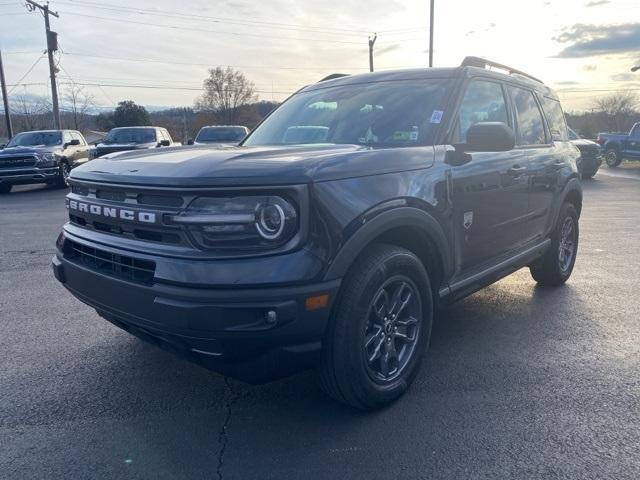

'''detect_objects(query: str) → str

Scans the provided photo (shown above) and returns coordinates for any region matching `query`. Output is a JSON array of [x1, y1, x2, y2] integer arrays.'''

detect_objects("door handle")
[[508, 165, 526, 176]]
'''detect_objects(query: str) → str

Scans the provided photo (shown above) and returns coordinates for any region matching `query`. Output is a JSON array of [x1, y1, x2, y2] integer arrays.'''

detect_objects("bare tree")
[[592, 91, 639, 133], [62, 84, 95, 131], [11, 94, 51, 132], [195, 67, 256, 124]]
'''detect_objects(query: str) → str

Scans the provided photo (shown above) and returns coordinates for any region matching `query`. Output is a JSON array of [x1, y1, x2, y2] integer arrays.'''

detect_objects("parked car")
[[568, 128, 602, 179], [188, 125, 249, 146], [596, 122, 640, 167], [90, 126, 175, 159], [0, 129, 89, 193], [52, 57, 582, 409]]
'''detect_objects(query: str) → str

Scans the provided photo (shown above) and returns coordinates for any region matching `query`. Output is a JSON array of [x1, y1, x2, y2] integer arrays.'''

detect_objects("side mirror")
[[159, 139, 171, 147], [0, 144, 5, 149], [64, 139, 80, 148], [465, 122, 515, 152], [187, 139, 194, 145]]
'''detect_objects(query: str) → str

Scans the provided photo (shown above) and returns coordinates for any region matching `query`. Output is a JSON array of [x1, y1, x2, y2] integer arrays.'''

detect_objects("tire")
[[530, 203, 579, 286], [55, 161, 71, 188], [582, 168, 598, 179], [319, 244, 433, 410], [0, 183, 12, 194], [605, 148, 622, 167]]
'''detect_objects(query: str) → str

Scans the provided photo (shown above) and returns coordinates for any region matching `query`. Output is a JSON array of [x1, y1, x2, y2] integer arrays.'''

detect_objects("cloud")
[[555, 23, 640, 58], [376, 44, 401, 56], [583, 64, 597, 71], [610, 73, 637, 82], [555, 80, 580, 85], [585, 0, 610, 6]]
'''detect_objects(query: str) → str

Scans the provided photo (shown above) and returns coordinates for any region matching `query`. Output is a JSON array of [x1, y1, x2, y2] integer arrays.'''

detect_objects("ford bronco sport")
[[52, 57, 582, 410]]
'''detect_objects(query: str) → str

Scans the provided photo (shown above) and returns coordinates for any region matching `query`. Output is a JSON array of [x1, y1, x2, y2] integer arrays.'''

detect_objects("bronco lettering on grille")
[[65, 199, 157, 223]]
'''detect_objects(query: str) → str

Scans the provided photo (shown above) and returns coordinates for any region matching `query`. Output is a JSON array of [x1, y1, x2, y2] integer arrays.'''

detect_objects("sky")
[[0, 0, 639, 112]]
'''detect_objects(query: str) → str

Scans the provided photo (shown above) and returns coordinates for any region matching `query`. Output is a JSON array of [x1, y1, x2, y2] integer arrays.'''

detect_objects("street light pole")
[[429, 0, 434, 67], [631, 65, 640, 72]]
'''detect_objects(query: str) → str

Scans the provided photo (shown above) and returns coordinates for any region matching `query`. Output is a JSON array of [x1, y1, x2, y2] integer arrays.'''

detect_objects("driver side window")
[[453, 80, 509, 144]]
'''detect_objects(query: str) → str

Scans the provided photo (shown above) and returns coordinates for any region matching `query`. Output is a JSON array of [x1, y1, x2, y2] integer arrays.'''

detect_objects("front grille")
[[68, 184, 186, 245], [0, 155, 36, 169], [63, 239, 156, 285]]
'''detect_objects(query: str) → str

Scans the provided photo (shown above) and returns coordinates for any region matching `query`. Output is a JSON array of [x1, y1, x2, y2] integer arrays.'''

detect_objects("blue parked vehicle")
[[597, 122, 640, 167]]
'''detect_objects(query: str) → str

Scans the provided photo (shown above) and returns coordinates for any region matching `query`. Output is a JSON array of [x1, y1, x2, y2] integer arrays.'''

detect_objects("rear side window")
[[631, 125, 640, 139], [508, 86, 547, 146], [453, 80, 509, 143], [540, 96, 568, 141]]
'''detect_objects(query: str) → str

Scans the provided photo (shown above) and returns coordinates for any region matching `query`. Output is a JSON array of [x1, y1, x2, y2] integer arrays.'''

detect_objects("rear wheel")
[[605, 148, 622, 167], [0, 183, 12, 194], [319, 244, 433, 410], [530, 203, 579, 286]]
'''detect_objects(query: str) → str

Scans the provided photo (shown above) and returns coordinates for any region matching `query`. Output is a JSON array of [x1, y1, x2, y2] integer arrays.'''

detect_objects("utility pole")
[[368, 34, 377, 72], [429, 0, 434, 67], [0, 48, 13, 139], [24, 0, 60, 129]]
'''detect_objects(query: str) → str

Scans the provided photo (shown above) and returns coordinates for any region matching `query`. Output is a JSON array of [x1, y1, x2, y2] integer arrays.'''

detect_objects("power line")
[[55, 10, 365, 45], [50, 0, 373, 37], [60, 51, 373, 71], [50, 0, 424, 37], [7, 54, 46, 94]]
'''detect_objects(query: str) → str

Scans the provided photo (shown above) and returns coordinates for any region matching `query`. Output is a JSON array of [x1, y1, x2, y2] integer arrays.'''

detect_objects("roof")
[[303, 63, 557, 99]]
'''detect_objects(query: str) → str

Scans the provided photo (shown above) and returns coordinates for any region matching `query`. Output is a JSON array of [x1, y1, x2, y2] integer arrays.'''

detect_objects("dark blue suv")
[[52, 57, 582, 409]]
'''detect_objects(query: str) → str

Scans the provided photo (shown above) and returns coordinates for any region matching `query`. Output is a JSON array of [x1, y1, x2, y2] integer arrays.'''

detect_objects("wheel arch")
[[323, 207, 452, 294]]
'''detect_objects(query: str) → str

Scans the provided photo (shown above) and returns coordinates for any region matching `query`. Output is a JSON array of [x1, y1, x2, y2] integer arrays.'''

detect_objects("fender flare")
[[552, 177, 582, 224], [323, 206, 452, 281]]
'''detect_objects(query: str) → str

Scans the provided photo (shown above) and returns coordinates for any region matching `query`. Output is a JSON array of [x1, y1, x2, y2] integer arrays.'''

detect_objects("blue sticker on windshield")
[[430, 110, 443, 124]]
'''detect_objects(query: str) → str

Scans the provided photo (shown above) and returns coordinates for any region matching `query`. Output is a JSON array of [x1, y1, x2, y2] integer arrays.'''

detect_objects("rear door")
[[507, 86, 558, 243], [449, 79, 531, 274]]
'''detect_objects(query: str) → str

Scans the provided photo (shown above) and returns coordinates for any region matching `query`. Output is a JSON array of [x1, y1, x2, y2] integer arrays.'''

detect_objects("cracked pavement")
[[1, 169, 640, 479]]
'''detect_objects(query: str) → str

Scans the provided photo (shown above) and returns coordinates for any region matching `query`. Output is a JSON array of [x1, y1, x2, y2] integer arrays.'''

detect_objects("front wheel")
[[55, 161, 71, 188], [319, 244, 433, 410], [530, 203, 579, 286], [605, 148, 622, 167]]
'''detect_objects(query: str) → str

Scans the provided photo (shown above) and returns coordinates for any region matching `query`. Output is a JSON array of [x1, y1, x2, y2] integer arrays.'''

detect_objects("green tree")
[[112, 100, 150, 127]]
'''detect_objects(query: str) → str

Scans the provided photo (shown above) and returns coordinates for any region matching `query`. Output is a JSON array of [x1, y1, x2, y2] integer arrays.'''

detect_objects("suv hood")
[[71, 144, 435, 186]]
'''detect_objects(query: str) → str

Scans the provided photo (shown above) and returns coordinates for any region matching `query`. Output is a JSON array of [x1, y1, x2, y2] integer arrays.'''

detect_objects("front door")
[[628, 124, 640, 157], [449, 79, 530, 275]]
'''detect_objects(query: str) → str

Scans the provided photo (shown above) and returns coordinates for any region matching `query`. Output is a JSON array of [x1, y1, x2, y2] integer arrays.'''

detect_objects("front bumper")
[[0, 165, 58, 185], [52, 236, 340, 382]]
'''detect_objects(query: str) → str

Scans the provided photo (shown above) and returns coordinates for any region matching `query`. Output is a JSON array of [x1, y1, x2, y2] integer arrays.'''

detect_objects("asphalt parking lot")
[[1, 168, 639, 480]]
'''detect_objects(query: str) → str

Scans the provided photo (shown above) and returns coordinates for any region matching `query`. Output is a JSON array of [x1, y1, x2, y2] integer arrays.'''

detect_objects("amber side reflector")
[[305, 294, 329, 311]]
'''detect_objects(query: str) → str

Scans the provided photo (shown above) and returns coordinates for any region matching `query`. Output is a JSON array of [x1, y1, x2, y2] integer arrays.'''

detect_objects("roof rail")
[[318, 73, 349, 82], [461, 56, 544, 84]]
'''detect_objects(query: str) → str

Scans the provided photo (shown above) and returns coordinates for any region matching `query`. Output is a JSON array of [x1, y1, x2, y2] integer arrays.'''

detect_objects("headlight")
[[35, 152, 56, 165], [169, 195, 298, 250]]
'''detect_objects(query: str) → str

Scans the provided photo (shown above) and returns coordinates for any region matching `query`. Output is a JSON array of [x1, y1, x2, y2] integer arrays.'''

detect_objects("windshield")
[[103, 128, 156, 144], [7, 131, 62, 147], [568, 128, 580, 140], [244, 79, 450, 147], [196, 127, 247, 142]]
